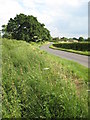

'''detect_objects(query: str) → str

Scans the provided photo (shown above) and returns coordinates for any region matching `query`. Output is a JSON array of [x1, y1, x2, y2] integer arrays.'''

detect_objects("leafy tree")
[[61, 37, 68, 42], [87, 37, 90, 42], [2, 13, 51, 42], [78, 37, 84, 42], [2, 25, 12, 38], [73, 37, 78, 40], [53, 37, 59, 41], [0, 30, 1, 38]]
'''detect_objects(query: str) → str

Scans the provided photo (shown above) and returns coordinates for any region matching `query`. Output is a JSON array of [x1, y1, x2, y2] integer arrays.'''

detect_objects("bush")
[[53, 42, 89, 51]]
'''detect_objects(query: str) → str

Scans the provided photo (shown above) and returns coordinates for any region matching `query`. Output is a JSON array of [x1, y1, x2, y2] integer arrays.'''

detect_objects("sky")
[[0, 0, 89, 38]]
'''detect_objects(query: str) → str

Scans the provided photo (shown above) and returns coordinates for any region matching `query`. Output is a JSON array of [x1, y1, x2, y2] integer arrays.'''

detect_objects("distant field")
[[2, 38, 88, 118], [50, 42, 89, 56]]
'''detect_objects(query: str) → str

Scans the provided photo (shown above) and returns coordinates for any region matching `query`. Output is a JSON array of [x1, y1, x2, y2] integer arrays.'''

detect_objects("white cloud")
[[0, 0, 24, 29], [0, 0, 88, 37]]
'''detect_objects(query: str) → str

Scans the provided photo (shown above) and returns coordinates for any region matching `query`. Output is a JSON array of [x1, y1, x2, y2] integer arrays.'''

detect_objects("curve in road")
[[40, 43, 89, 68]]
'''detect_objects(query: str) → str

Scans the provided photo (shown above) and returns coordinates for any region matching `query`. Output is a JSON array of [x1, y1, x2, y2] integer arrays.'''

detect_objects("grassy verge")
[[0, 38, 2, 118], [30, 41, 50, 47], [2, 38, 88, 118], [50, 45, 89, 56]]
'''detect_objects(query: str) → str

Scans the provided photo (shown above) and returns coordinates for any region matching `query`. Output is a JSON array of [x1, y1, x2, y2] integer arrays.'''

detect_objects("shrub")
[[53, 42, 89, 51]]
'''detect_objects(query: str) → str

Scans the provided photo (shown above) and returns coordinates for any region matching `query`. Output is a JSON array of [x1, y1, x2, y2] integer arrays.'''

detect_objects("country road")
[[40, 43, 89, 68]]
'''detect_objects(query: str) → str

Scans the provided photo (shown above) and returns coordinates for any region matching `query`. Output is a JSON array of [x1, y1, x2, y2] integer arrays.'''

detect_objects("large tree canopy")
[[2, 13, 51, 42]]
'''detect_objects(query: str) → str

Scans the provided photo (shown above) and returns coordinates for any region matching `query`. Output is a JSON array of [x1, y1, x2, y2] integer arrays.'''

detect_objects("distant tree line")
[[52, 37, 90, 42], [2, 13, 52, 42]]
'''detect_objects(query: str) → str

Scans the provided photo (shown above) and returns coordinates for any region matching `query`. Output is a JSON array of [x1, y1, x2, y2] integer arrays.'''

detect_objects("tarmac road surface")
[[40, 42, 89, 68]]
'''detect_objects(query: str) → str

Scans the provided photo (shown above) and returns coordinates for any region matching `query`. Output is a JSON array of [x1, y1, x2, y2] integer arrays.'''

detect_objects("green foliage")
[[86, 37, 90, 42], [50, 44, 89, 56], [78, 37, 84, 42], [2, 38, 88, 118], [73, 37, 78, 40], [2, 13, 51, 42], [0, 33, 1, 38], [52, 37, 60, 42], [61, 37, 68, 41], [53, 42, 89, 51], [2, 25, 12, 39]]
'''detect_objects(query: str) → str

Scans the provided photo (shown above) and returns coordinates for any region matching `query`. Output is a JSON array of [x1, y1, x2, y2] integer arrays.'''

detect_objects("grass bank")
[[2, 38, 88, 118]]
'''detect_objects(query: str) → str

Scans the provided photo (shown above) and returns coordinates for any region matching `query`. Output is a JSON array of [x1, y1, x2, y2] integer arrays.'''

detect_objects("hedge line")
[[53, 42, 90, 51]]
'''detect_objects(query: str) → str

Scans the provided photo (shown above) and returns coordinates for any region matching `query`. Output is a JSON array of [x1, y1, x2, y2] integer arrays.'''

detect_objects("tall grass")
[[0, 38, 2, 119], [2, 38, 88, 118]]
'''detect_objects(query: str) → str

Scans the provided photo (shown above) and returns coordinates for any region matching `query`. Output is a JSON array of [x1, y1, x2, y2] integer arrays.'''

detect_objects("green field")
[[1, 38, 88, 118]]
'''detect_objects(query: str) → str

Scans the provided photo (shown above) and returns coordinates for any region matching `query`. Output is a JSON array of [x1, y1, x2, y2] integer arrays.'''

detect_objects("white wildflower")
[[43, 68, 49, 70]]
